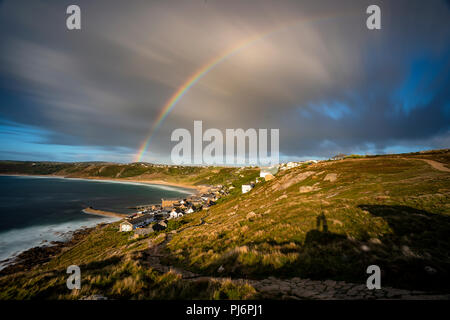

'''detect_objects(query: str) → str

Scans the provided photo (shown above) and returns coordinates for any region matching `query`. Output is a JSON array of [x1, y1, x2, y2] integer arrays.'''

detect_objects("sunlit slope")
[[164, 155, 450, 291]]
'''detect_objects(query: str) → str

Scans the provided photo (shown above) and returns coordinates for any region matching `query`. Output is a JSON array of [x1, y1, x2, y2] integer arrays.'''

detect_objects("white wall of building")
[[242, 185, 252, 194]]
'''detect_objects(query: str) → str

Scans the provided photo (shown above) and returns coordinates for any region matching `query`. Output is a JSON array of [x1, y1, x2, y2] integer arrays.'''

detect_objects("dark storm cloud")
[[0, 0, 449, 162]]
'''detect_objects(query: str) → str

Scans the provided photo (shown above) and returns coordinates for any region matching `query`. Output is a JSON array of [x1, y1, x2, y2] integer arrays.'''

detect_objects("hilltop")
[[0, 149, 449, 299], [0, 160, 260, 192]]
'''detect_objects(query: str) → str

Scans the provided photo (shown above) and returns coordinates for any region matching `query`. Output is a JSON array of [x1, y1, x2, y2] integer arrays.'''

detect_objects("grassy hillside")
[[163, 153, 450, 292], [0, 149, 449, 298], [0, 161, 259, 188], [0, 223, 256, 299]]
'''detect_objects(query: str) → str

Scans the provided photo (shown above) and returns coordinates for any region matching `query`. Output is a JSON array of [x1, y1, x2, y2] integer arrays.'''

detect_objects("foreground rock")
[[80, 294, 108, 300], [248, 277, 450, 300], [140, 248, 449, 300]]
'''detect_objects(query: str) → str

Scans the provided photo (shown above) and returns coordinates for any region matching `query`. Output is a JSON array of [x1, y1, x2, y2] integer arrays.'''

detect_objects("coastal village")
[[2, 149, 450, 300], [117, 159, 323, 238], [118, 185, 226, 237]]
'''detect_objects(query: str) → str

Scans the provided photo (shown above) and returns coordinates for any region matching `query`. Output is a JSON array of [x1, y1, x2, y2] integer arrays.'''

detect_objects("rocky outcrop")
[[271, 171, 315, 191]]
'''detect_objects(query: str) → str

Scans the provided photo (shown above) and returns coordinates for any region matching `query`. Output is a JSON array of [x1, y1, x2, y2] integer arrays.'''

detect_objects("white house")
[[260, 166, 279, 177], [119, 213, 153, 232], [242, 184, 253, 194], [260, 170, 271, 178], [169, 209, 184, 219], [119, 221, 133, 232], [286, 162, 299, 169], [279, 162, 299, 171], [186, 207, 194, 214]]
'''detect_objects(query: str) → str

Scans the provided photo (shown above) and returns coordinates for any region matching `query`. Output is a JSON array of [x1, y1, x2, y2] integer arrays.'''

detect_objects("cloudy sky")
[[0, 0, 449, 163]]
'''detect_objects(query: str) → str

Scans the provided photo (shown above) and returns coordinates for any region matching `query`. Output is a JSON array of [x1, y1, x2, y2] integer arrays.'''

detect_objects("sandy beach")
[[78, 176, 204, 193], [0, 173, 204, 193]]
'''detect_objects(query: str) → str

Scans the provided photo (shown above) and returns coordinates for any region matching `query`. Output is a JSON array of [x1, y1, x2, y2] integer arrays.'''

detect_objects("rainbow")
[[133, 34, 262, 162], [133, 12, 352, 162]]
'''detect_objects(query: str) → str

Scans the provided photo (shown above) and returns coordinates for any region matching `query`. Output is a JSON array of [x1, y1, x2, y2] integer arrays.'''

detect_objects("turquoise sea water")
[[0, 175, 191, 266]]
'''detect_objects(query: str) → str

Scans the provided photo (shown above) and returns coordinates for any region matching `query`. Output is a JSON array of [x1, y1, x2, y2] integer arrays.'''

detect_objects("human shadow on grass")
[[214, 212, 352, 280], [175, 206, 450, 292], [303, 212, 347, 246], [234, 207, 448, 292]]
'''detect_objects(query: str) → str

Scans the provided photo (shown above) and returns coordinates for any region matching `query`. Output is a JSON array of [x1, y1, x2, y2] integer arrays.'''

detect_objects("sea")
[[0, 175, 192, 268]]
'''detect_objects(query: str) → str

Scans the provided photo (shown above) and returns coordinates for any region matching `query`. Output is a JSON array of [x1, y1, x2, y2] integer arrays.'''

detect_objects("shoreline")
[[0, 225, 99, 275], [0, 217, 119, 271], [0, 174, 199, 269], [0, 173, 202, 193]]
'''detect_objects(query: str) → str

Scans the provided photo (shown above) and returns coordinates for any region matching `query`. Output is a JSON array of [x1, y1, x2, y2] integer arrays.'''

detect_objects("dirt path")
[[339, 157, 450, 173], [144, 210, 212, 278], [413, 158, 450, 172]]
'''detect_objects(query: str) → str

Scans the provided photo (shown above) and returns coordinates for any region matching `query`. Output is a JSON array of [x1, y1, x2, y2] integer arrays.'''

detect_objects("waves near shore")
[[0, 175, 191, 270], [0, 217, 117, 270]]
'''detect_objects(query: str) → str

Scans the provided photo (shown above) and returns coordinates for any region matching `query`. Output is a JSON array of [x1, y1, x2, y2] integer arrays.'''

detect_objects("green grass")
[[1, 149, 449, 297], [0, 222, 256, 300], [0, 161, 260, 192], [162, 155, 450, 292]]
